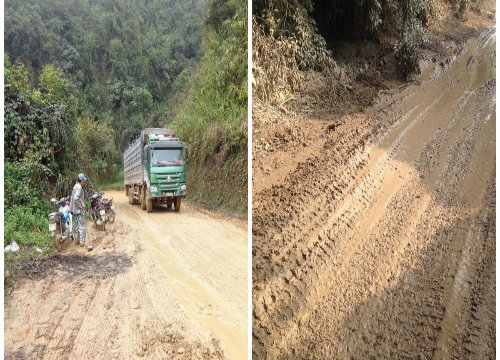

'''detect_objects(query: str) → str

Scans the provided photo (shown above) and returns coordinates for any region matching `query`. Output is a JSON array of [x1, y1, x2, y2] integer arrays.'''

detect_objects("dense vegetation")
[[253, 0, 493, 104], [173, 0, 247, 211], [5, 0, 206, 152], [4, 0, 247, 257]]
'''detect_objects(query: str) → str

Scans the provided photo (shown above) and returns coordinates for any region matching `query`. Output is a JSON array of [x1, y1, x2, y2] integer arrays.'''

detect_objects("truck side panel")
[[123, 137, 143, 185]]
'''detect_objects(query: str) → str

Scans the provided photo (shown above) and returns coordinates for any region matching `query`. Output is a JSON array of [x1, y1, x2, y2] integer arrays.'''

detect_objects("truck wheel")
[[146, 190, 153, 213], [130, 189, 138, 205], [174, 197, 181, 212], [129, 190, 137, 205], [125, 186, 129, 197], [140, 187, 147, 210]]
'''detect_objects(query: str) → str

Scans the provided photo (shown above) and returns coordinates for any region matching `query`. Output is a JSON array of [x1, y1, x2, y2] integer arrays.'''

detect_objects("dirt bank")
[[5, 191, 248, 360], [252, 22, 495, 360]]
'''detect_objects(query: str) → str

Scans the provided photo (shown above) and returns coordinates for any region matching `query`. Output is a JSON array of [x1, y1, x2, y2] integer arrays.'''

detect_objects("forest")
[[4, 0, 247, 251]]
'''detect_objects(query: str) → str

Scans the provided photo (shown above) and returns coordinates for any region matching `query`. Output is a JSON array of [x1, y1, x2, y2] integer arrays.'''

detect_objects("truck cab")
[[145, 134, 188, 201], [124, 129, 188, 213]]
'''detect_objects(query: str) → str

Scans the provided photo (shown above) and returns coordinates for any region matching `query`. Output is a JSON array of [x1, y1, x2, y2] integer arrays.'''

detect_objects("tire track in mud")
[[253, 56, 448, 346], [296, 79, 494, 358], [113, 204, 226, 359], [114, 193, 247, 359], [252, 28, 495, 359], [70, 279, 119, 360], [252, 114, 384, 357], [5, 191, 243, 360], [253, 82, 446, 358], [429, 79, 496, 360], [455, 186, 495, 359], [88, 280, 118, 357], [39, 279, 102, 360]]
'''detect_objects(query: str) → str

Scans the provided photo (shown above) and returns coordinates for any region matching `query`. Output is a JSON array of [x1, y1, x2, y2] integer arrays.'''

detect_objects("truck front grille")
[[156, 173, 183, 190]]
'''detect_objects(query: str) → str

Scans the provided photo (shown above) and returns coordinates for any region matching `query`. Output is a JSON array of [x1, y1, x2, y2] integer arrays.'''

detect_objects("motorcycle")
[[100, 195, 115, 224], [48, 196, 76, 252], [89, 191, 106, 230]]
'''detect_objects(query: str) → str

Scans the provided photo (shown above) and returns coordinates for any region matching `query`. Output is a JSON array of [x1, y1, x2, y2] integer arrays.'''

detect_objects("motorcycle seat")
[[48, 212, 64, 220]]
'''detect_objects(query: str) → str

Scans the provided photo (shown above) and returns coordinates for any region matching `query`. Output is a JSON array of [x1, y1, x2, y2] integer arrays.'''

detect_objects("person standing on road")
[[69, 173, 93, 251]]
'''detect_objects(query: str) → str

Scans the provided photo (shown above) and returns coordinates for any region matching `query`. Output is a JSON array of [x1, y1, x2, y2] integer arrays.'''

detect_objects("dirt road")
[[5, 191, 248, 360], [252, 28, 496, 358]]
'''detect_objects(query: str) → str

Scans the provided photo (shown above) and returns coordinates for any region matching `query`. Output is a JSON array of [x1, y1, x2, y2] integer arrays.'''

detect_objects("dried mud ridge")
[[252, 28, 495, 359]]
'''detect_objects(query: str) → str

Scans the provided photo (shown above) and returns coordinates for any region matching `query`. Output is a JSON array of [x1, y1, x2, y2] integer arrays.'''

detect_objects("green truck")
[[123, 128, 188, 212]]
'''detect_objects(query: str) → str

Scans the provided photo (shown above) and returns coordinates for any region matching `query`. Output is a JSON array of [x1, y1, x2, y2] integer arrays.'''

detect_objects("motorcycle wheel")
[[99, 214, 106, 230], [53, 232, 64, 252], [106, 209, 115, 224], [53, 228, 72, 252]]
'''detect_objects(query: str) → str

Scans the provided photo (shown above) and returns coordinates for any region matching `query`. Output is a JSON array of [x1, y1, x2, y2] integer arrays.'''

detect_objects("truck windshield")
[[151, 148, 184, 166]]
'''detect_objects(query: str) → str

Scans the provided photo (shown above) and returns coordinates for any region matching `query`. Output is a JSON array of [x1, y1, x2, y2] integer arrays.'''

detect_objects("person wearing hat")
[[69, 173, 93, 250]]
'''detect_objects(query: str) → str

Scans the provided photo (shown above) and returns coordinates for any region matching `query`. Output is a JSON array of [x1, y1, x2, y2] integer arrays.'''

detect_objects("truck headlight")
[[150, 186, 157, 193], [181, 184, 186, 191]]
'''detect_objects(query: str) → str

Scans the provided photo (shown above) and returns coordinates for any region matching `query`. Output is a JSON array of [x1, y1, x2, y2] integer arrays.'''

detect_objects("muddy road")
[[5, 191, 248, 360], [252, 28, 496, 359]]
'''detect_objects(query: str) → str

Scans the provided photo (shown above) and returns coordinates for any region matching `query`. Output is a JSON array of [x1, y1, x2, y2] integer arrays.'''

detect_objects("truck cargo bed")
[[123, 137, 143, 185]]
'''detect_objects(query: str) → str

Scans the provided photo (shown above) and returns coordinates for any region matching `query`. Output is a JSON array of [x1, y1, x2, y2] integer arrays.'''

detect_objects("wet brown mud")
[[252, 28, 495, 359]]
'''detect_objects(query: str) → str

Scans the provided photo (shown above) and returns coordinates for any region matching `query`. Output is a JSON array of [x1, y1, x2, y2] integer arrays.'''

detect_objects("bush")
[[170, 2, 248, 213], [4, 162, 52, 251], [173, 6, 247, 165], [394, 17, 428, 78], [252, 5, 336, 104], [4, 205, 52, 250]]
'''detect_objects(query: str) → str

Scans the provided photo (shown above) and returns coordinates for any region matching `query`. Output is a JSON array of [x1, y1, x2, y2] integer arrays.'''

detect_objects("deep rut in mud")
[[252, 28, 495, 359]]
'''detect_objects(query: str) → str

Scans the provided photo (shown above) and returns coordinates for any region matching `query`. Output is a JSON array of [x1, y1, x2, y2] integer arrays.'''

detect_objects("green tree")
[[72, 117, 118, 183], [5, 60, 77, 172]]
